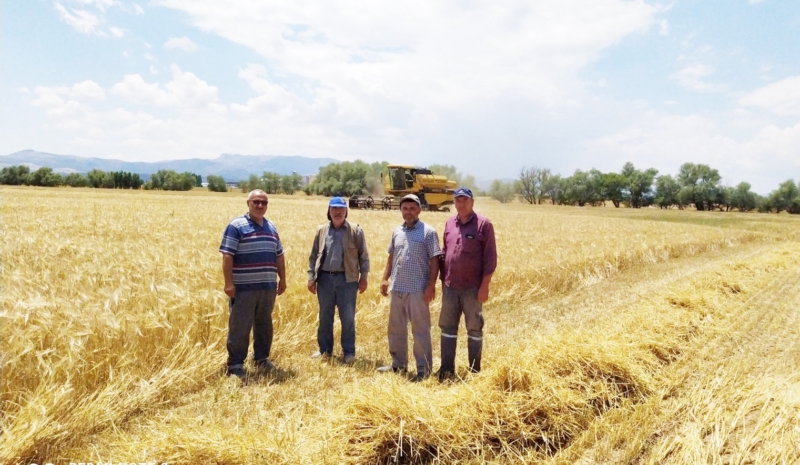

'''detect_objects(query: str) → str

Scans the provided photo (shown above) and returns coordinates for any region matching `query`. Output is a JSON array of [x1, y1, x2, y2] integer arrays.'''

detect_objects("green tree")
[[766, 179, 800, 214], [86, 169, 106, 188], [517, 166, 540, 204], [621, 162, 658, 208], [654, 175, 681, 209], [27, 167, 64, 187], [308, 160, 387, 196], [561, 170, 600, 207], [101, 172, 116, 188], [676, 163, 721, 211], [262, 172, 282, 194], [489, 179, 516, 203], [0, 165, 31, 185], [541, 172, 562, 204], [207, 175, 228, 192], [728, 182, 758, 212], [148, 170, 196, 191], [281, 173, 302, 194], [601, 172, 627, 208], [64, 172, 88, 187]]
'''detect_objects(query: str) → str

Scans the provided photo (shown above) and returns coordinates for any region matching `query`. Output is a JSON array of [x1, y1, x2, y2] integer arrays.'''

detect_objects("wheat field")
[[1, 186, 799, 464]]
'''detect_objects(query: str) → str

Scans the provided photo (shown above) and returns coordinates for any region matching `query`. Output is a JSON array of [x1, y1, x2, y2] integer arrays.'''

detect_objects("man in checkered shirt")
[[378, 194, 441, 382]]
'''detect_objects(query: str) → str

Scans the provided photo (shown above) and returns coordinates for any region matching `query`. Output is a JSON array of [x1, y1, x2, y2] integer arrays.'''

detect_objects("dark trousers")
[[316, 272, 358, 356], [227, 289, 277, 369], [438, 286, 484, 373]]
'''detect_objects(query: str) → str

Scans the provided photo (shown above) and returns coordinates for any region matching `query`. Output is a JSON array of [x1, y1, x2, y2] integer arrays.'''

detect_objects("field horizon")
[[2, 186, 799, 464]]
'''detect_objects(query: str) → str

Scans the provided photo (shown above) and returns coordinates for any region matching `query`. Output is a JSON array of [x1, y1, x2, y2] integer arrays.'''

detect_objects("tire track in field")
[[558, 243, 800, 465], [487, 241, 779, 354], [640, 250, 800, 464]]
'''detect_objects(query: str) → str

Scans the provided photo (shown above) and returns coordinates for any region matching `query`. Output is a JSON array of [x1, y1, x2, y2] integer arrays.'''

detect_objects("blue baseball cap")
[[454, 187, 473, 199], [329, 197, 347, 207]]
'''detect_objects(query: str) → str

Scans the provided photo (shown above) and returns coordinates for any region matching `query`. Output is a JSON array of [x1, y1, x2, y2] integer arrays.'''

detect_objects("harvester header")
[[349, 164, 457, 211]]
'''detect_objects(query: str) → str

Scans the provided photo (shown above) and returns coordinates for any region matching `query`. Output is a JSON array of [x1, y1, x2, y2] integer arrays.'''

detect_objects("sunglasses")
[[250, 200, 268, 206]]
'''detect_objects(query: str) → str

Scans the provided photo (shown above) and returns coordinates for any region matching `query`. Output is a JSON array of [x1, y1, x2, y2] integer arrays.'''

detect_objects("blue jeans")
[[316, 272, 358, 356]]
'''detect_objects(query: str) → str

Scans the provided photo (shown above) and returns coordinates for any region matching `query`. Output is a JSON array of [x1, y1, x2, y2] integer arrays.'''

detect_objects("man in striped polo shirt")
[[378, 194, 442, 382], [220, 189, 286, 380]]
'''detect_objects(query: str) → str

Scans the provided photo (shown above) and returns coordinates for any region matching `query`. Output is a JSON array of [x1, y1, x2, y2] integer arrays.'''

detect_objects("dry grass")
[[1, 186, 799, 464]]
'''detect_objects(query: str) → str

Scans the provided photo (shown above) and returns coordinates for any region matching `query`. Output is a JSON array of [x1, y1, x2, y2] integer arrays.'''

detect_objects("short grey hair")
[[247, 189, 268, 201]]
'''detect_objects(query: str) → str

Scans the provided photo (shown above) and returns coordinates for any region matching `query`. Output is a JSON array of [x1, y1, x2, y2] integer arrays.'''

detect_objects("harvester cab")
[[348, 164, 456, 211]]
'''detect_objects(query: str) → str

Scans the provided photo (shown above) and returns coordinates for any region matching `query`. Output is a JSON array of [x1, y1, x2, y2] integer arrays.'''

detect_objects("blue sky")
[[2, 0, 799, 193]]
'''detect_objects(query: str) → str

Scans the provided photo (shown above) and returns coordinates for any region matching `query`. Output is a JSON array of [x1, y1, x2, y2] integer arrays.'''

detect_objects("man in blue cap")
[[437, 187, 497, 381], [307, 197, 370, 364]]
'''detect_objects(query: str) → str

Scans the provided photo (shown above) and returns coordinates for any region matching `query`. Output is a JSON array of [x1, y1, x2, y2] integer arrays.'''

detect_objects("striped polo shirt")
[[387, 220, 442, 293], [219, 213, 284, 291]]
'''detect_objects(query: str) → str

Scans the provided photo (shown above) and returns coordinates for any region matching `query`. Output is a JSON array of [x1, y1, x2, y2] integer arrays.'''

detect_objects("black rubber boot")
[[439, 335, 457, 378], [467, 337, 482, 373]]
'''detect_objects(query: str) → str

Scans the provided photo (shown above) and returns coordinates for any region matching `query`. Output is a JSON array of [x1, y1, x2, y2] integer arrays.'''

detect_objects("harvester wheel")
[[440, 207, 450, 212], [382, 197, 392, 210], [365, 196, 374, 209]]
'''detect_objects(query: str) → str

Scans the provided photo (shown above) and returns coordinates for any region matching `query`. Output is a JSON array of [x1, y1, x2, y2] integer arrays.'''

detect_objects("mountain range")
[[0, 150, 339, 182]]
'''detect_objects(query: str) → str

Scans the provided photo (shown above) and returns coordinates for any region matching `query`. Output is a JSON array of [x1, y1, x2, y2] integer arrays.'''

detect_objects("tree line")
[[0, 165, 203, 191], [236, 172, 304, 195], [489, 162, 799, 214]]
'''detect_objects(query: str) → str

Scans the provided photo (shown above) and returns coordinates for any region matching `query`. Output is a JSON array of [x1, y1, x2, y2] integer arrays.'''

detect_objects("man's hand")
[[224, 284, 235, 298], [424, 283, 436, 303], [358, 277, 368, 294], [277, 279, 287, 296], [307, 279, 317, 295], [380, 280, 390, 297], [478, 283, 490, 303]]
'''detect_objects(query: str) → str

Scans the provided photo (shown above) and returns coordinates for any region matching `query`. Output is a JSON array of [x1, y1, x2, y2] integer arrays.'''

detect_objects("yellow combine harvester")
[[349, 164, 457, 212]]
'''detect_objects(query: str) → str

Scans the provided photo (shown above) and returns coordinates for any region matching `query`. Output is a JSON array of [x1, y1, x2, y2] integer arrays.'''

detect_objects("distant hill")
[[0, 150, 339, 182]]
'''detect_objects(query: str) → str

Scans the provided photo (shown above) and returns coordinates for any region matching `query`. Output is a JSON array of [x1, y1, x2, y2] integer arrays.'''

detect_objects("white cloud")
[[31, 81, 106, 106], [749, 0, 765, 4], [164, 37, 199, 52], [156, 0, 659, 115], [133, 3, 144, 15], [149, 65, 159, 75], [669, 64, 726, 92], [54, 2, 104, 35], [739, 76, 800, 116], [587, 111, 800, 194], [111, 65, 220, 108], [109, 26, 125, 37], [75, 0, 115, 11], [659, 19, 669, 35], [144, 52, 156, 61]]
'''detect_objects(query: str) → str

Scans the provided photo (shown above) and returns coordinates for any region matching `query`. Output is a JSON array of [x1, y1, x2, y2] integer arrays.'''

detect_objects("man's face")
[[455, 196, 474, 217], [329, 206, 346, 226], [248, 193, 268, 218], [400, 201, 421, 224]]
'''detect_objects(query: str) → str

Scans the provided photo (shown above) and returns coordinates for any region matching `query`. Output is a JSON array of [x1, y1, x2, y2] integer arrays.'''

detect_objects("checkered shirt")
[[387, 220, 442, 293]]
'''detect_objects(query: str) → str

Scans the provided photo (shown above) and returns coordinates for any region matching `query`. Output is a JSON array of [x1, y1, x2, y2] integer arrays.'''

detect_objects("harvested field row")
[[324, 243, 800, 464], [560, 245, 800, 464], [47, 237, 800, 464]]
